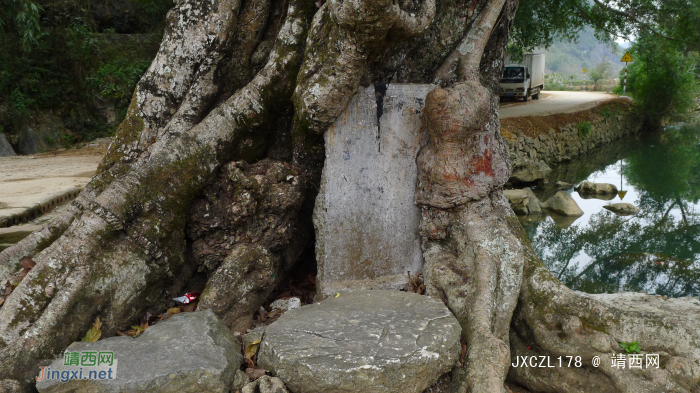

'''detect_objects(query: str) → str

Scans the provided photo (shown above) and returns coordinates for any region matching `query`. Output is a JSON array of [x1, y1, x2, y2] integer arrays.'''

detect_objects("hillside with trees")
[[541, 27, 625, 77]]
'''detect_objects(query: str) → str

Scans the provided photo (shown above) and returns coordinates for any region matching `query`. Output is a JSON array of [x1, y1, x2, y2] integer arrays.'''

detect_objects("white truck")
[[499, 53, 545, 102]]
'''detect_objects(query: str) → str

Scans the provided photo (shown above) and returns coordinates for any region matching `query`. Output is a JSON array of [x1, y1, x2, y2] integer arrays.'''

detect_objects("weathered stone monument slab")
[[314, 84, 437, 299]]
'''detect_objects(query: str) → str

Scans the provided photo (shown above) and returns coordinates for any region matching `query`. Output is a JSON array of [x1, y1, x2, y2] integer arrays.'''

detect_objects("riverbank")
[[500, 98, 640, 183], [522, 125, 700, 298]]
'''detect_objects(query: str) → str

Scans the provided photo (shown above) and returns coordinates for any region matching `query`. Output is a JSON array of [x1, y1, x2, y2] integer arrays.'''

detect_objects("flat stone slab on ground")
[[258, 290, 461, 393], [36, 310, 243, 393], [313, 84, 436, 300]]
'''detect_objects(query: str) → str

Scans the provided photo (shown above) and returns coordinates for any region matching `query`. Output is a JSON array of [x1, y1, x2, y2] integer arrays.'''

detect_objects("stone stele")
[[257, 290, 461, 393], [313, 84, 437, 300]]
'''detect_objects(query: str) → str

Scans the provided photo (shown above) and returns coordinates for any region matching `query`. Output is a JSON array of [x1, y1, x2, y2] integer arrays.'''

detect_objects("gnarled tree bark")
[[0, 0, 699, 392]]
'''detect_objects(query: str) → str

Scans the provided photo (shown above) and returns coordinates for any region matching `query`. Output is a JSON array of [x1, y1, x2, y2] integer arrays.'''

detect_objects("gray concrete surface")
[[314, 84, 436, 300], [500, 91, 620, 119], [0, 141, 107, 226]]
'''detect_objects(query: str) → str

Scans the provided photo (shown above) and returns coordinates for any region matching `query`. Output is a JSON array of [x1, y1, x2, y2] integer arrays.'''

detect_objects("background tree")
[[0, 0, 171, 141], [0, 0, 42, 47], [618, 33, 700, 128], [589, 60, 611, 91]]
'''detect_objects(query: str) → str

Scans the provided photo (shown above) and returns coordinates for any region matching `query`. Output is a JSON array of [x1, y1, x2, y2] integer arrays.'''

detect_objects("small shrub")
[[619, 341, 641, 354], [60, 133, 76, 146], [599, 107, 613, 118], [577, 121, 593, 139]]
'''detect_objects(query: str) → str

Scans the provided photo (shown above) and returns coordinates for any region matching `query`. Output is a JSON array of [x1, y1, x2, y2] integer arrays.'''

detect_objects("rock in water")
[[603, 203, 639, 216], [257, 290, 461, 393], [575, 181, 618, 195], [504, 188, 542, 215], [510, 159, 552, 183], [542, 191, 584, 217], [36, 310, 243, 393]]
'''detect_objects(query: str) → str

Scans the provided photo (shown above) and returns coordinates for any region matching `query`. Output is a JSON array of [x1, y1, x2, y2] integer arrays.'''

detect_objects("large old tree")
[[1, 0, 699, 392]]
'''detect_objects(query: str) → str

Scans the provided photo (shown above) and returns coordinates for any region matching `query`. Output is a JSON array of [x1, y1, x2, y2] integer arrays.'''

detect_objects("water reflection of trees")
[[531, 125, 700, 298]]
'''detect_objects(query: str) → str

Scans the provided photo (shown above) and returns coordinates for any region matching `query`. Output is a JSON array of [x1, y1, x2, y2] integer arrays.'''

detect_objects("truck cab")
[[499, 54, 545, 102]]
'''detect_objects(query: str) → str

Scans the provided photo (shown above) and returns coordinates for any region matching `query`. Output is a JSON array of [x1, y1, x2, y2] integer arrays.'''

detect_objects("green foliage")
[[619, 341, 641, 354], [577, 121, 593, 138], [599, 107, 613, 118], [88, 59, 151, 100], [620, 34, 700, 128], [0, 0, 167, 143], [512, 0, 700, 56], [0, 0, 43, 48]]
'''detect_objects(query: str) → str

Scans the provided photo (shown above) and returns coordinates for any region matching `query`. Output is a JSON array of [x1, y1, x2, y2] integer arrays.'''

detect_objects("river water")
[[522, 124, 700, 298]]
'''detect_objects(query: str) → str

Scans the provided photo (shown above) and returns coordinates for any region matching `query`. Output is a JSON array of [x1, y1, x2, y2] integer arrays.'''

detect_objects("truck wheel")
[[523, 94, 528, 102], [533, 90, 540, 99]]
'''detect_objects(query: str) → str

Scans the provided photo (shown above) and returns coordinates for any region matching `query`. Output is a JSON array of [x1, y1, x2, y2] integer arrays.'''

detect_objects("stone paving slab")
[[258, 290, 461, 393]]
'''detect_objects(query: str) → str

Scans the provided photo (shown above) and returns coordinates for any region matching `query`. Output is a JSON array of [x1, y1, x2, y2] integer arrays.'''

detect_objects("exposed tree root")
[[190, 159, 308, 332], [508, 229, 700, 393], [0, 2, 313, 386]]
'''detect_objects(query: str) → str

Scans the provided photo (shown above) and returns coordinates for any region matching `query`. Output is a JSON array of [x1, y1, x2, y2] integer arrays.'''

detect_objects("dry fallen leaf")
[[82, 317, 102, 342], [167, 307, 181, 316], [245, 340, 261, 360], [334, 292, 340, 298], [19, 256, 36, 270], [129, 324, 146, 338]]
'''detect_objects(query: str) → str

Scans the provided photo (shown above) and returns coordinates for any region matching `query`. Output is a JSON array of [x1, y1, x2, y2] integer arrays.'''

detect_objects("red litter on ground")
[[173, 292, 199, 304]]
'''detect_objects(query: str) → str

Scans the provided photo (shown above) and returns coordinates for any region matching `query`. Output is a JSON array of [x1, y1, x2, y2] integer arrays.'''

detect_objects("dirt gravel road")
[[499, 90, 623, 119]]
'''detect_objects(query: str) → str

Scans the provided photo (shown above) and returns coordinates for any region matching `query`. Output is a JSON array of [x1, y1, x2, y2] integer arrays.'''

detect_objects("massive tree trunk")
[[0, 0, 699, 392]]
